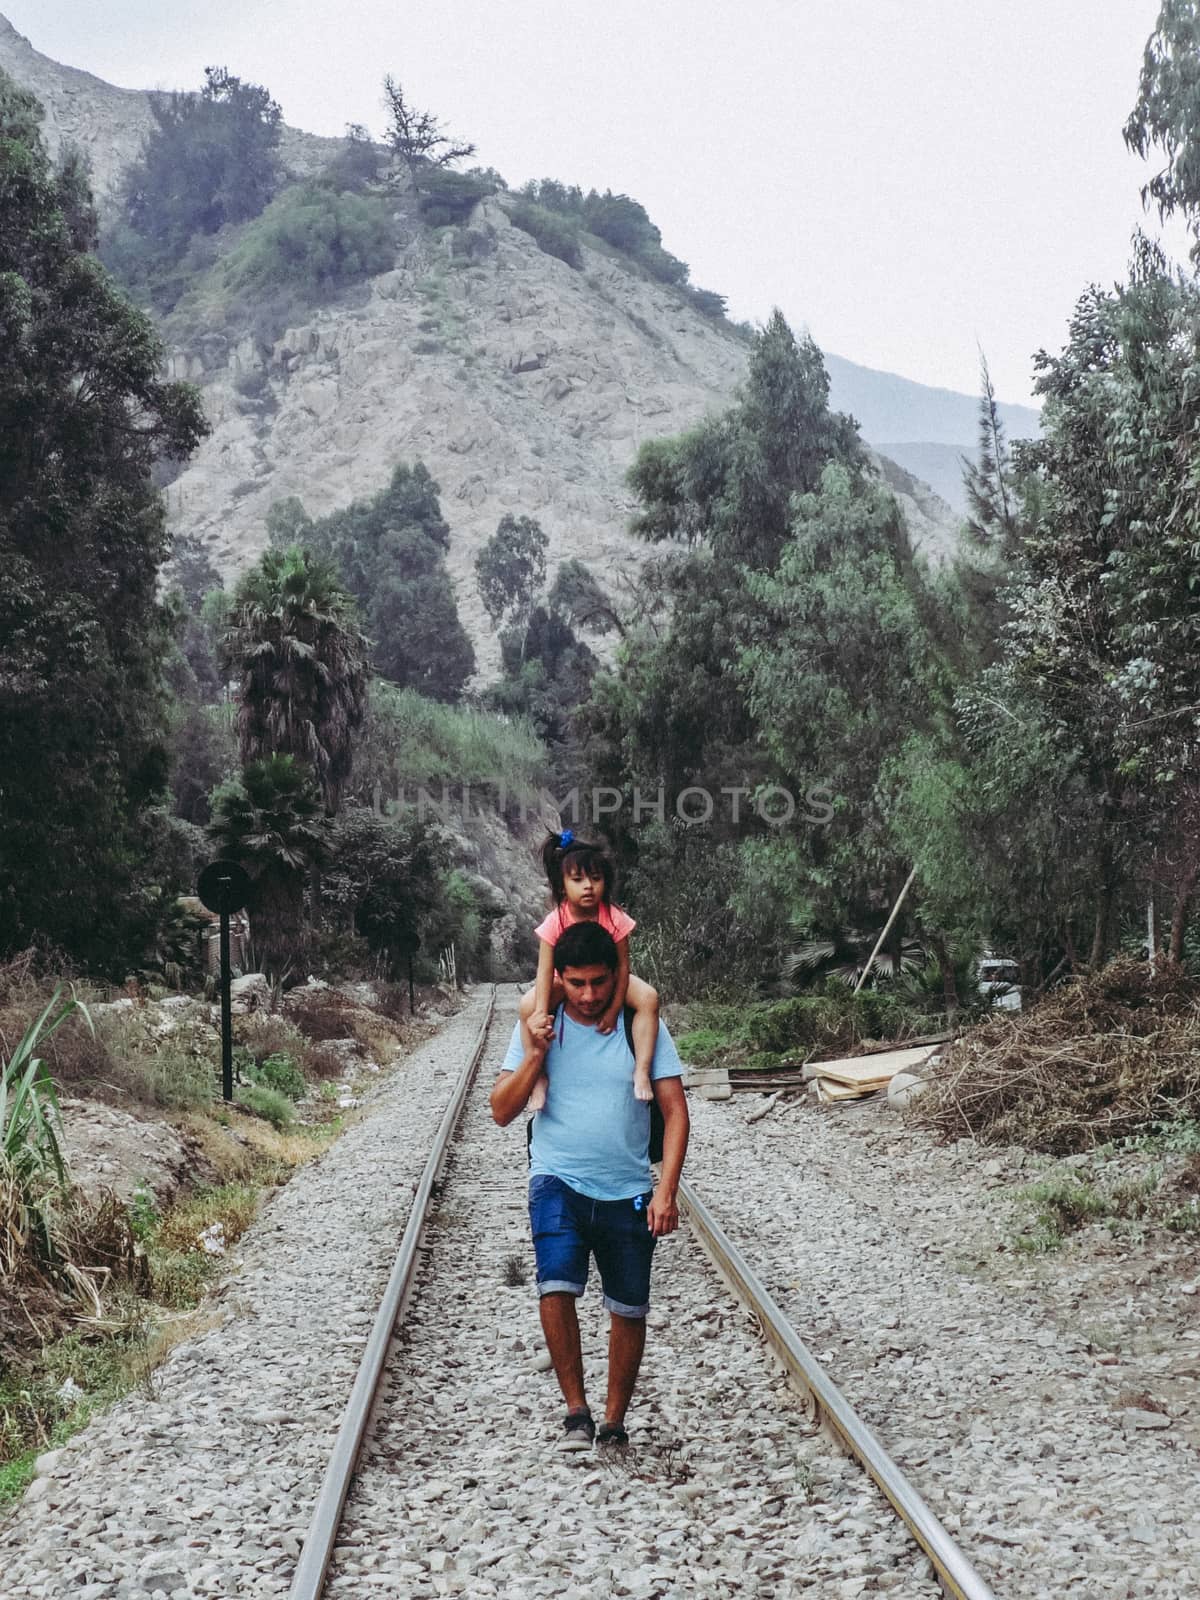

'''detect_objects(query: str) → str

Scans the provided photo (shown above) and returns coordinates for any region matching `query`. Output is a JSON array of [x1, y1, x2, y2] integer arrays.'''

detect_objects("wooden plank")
[[802, 1044, 939, 1087], [814, 1078, 876, 1103]]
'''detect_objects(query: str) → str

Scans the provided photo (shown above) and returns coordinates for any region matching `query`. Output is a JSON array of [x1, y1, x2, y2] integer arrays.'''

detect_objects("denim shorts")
[[528, 1174, 656, 1318]]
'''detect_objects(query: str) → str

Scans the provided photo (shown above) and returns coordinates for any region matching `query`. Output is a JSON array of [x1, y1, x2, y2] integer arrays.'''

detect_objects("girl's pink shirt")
[[533, 901, 636, 946]]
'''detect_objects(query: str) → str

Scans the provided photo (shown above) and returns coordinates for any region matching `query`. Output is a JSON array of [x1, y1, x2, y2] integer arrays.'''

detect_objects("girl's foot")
[[528, 1072, 549, 1112], [633, 1067, 654, 1103]]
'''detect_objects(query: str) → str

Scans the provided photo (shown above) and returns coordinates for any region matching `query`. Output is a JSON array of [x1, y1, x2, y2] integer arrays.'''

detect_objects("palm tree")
[[225, 546, 371, 814], [208, 755, 330, 975]]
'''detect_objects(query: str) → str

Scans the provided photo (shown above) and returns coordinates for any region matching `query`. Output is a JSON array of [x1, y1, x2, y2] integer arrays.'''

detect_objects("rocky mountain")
[[2, 12, 967, 676]]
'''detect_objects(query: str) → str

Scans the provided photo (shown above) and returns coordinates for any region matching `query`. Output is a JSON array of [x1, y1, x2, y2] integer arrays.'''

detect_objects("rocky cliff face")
[[162, 198, 764, 671], [3, 13, 962, 679]]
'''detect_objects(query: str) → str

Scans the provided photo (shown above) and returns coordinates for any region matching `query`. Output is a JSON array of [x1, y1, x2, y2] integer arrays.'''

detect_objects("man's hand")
[[596, 1005, 620, 1035], [529, 1009, 555, 1044], [647, 1187, 679, 1238]]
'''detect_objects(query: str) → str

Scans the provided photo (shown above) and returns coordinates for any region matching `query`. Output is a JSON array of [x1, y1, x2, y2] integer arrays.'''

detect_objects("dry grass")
[[1, 1178, 147, 1360], [282, 987, 407, 1061], [913, 959, 1200, 1153]]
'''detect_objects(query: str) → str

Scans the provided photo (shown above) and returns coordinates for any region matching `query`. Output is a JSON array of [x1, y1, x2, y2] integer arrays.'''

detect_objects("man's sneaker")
[[595, 1421, 629, 1450], [559, 1410, 595, 1453]]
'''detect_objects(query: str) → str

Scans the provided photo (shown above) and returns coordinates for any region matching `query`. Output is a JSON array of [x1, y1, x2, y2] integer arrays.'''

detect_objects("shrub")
[[233, 1011, 315, 1071], [417, 169, 495, 226], [674, 1028, 729, 1066], [234, 1082, 294, 1130], [246, 1052, 306, 1101], [684, 286, 728, 320], [508, 200, 583, 269], [100, 1011, 218, 1111], [221, 182, 395, 299], [741, 987, 924, 1060]]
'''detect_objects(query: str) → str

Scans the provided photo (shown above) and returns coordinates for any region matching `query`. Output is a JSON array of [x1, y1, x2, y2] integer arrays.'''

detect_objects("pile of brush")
[[913, 959, 1200, 1153]]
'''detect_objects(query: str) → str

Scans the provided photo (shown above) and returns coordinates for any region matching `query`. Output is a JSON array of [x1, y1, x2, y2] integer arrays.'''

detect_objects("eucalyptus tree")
[[1125, 0, 1200, 247], [224, 546, 371, 815], [978, 241, 1200, 965], [475, 514, 549, 636]]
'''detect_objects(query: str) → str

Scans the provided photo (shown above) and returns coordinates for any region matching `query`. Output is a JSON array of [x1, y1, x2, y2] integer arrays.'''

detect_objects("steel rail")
[[288, 987, 496, 1600], [678, 1175, 999, 1600]]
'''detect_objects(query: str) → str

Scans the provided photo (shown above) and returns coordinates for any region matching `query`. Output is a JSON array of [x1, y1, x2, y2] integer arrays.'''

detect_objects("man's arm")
[[490, 1035, 549, 1127], [647, 1076, 689, 1237]]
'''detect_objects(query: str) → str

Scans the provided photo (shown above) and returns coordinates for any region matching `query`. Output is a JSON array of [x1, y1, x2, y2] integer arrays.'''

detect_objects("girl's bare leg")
[[626, 974, 659, 1103]]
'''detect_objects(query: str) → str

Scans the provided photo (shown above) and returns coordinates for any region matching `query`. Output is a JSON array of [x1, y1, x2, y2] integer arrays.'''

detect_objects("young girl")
[[520, 830, 660, 1109]]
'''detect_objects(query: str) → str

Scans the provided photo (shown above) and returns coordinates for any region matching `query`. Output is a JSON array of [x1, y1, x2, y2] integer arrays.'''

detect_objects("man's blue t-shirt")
[[500, 1010, 684, 1201]]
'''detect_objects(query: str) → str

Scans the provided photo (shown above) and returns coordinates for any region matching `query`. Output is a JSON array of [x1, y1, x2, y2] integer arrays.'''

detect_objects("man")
[[490, 920, 690, 1452]]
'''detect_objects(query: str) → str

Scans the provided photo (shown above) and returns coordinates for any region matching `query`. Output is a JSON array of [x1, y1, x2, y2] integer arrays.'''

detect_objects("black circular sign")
[[197, 859, 252, 915]]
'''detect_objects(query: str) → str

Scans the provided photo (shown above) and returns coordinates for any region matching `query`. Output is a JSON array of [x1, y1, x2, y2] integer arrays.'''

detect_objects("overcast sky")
[[5, 0, 1189, 405]]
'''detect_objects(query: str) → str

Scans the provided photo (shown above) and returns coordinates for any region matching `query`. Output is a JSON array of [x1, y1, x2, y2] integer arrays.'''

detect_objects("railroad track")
[[288, 988, 997, 1600]]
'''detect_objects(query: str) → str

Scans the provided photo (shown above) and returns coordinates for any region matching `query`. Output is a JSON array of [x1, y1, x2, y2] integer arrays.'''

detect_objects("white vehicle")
[[978, 954, 1022, 1011]]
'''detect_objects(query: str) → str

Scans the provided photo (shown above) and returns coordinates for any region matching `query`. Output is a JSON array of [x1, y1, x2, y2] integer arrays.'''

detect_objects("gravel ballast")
[[0, 996, 492, 1599], [329, 995, 942, 1600], [11, 986, 1183, 1597], [684, 1092, 1200, 1599]]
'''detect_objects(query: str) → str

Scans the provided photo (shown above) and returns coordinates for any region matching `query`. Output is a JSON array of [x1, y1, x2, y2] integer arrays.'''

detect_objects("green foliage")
[[508, 199, 583, 268], [969, 240, 1200, 967], [1125, 1, 1200, 243], [518, 179, 694, 288], [475, 514, 549, 631], [0, 73, 209, 974], [486, 605, 598, 754], [235, 1081, 295, 1129], [346, 683, 545, 814], [322, 124, 383, 192], [245, 1051, 306, 1101], [1, 990, 82, 1265], [323, 806, 448, 974], [273, 465, 476, 702], [629, 311, 862, 566], [225, 546, 371, 813], [100, 1011, 218, 1110], [683, 286, 729, 320], [673, 1028, 730, 1065], [109, 66, 282, 298], [547, 559, 624, 637], [168, 701, 238, 826], [221, 182, 394, 298], [208, 755, 331, 975], [742, 464, 962, 959], [418, 168, 495, 226], [961, 354, 1021, 556], [1129, 1117, 1200, 1156], [422, 867, 498, 980], [741, 989, 918, 1058]]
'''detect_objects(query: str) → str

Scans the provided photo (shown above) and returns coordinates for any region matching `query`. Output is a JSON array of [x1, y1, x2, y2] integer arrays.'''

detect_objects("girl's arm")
[[599, 936, 631, 1032], [532, 939, 556, 1033]]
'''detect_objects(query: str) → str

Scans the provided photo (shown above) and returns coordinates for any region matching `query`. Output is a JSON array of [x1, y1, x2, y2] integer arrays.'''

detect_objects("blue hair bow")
[[559, 828, 575, 848]]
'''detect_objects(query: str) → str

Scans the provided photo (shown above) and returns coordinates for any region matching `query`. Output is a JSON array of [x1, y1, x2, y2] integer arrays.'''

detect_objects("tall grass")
[[361, 684, 547, 809], [1, 988, 85, 1266]]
